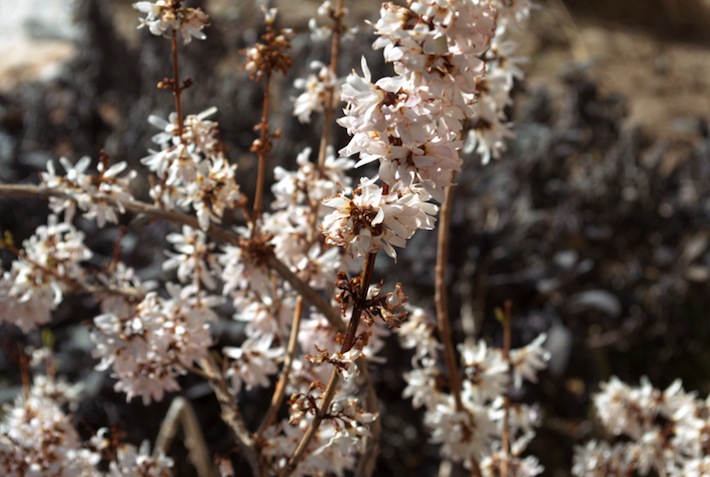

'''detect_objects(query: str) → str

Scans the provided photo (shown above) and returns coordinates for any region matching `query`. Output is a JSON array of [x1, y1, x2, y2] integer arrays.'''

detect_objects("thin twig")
[[316, 0, 345, 169], [279, 366, 340, 477], [257, 295, 305, 435], [341, 253, 377, 352], [199, 355, 266, 477], [263, 3, 382, 468], [436, 185, 484, 477], [154, 397, 216, 477], [435, 185, 463, 411], [500, 300, 513, 477], [253, 72, 272, 223], [170, 29, 185, 137], [354, 361, 380, 477], [317, 4, 381, 473]]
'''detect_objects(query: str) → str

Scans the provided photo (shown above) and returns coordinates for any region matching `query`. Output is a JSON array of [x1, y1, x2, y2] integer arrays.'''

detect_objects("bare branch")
[[154, 397, 216, 477], [199, 355, 266, 477]]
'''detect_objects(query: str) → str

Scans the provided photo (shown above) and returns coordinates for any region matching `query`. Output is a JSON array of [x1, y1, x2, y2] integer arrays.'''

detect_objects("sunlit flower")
[[133, 0, 209, 44]]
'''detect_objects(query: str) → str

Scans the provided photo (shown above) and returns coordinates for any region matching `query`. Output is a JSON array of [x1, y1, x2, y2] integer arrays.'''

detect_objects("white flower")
[[322, 182, 437, 259], [293, 61, 340, 123], [403, 363, 442, 410], [0, 376, 101, 476], [459, 340, 508, 402], [424, 396, 495, 466], [41, 156, 136, 227], [481, 453, 544, 477], [576, 377, 710, 476], [509, 333, 549, 389], [218, 237, 273, 299], [164, 225, 219, 289], [0, 216, 91, 332], [142, 110, 241, 229], [109, 440, 174, 477], [133, 0, 209, 44], [571, 440, 636, 476], [397, 306, 441, 364], [91, 284, 218, 404], [680, 455, 710, 477], [224, 336, 283, 393]]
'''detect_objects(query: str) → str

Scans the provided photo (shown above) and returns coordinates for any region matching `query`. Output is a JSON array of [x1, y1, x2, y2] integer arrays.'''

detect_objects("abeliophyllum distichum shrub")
[[2, 1, 703, 477], [1, 1, 539, 475]]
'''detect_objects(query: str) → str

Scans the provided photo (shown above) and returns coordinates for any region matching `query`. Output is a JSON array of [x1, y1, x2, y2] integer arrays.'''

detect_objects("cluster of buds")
[[244, 8, 294, 82]]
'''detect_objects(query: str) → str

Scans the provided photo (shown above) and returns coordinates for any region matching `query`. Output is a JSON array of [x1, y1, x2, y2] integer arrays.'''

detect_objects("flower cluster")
[[142, 108, 243, 230], [133, 0, 209, 44], [321, 0, 499, 259], [268, 147, 354, 288], [0, 363, 174, 477], [463, 0, 534, 163], [102, 438, 175, 477], [400, 308, 549, 475], [307, 0, 358, 42], [323, 180, 437, 259], [0, 374, 100, 476], [41, 155, 136, 227], [0, 215, 91, 332], [573, 377, 710, 476], [91, 283, 220, 404], [293, 61, 341, 124]]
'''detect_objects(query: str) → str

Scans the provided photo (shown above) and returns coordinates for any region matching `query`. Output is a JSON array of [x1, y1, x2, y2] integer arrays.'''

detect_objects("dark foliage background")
[[1, 1, 709, 476]]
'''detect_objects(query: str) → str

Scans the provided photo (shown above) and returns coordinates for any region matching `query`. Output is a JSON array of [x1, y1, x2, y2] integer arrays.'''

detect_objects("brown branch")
[[199, 355, 266, 477], [436, 185, 484, 477], [257, 295, 305, 435], [435, 185, 463, 411], [0, 183, 344, 332], [280, 252, 378, 477], [316, 0, 345, 168], [279, 365, 339, 477], [258, 0, 348, 419], [252, 72, 272, 224], [154, 396, 216, 477], [341, 253, 377, 352], [354, 361, 380, 477], [500, 300, 513, 477], [171, 29, 185, 137]]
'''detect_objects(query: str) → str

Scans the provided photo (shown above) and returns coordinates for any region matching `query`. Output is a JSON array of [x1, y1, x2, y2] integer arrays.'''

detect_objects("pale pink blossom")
[[91, 283, 219, 404]]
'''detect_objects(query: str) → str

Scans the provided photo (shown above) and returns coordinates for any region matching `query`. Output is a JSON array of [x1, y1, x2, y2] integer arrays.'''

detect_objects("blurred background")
[[1, 0, 710, 475]]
